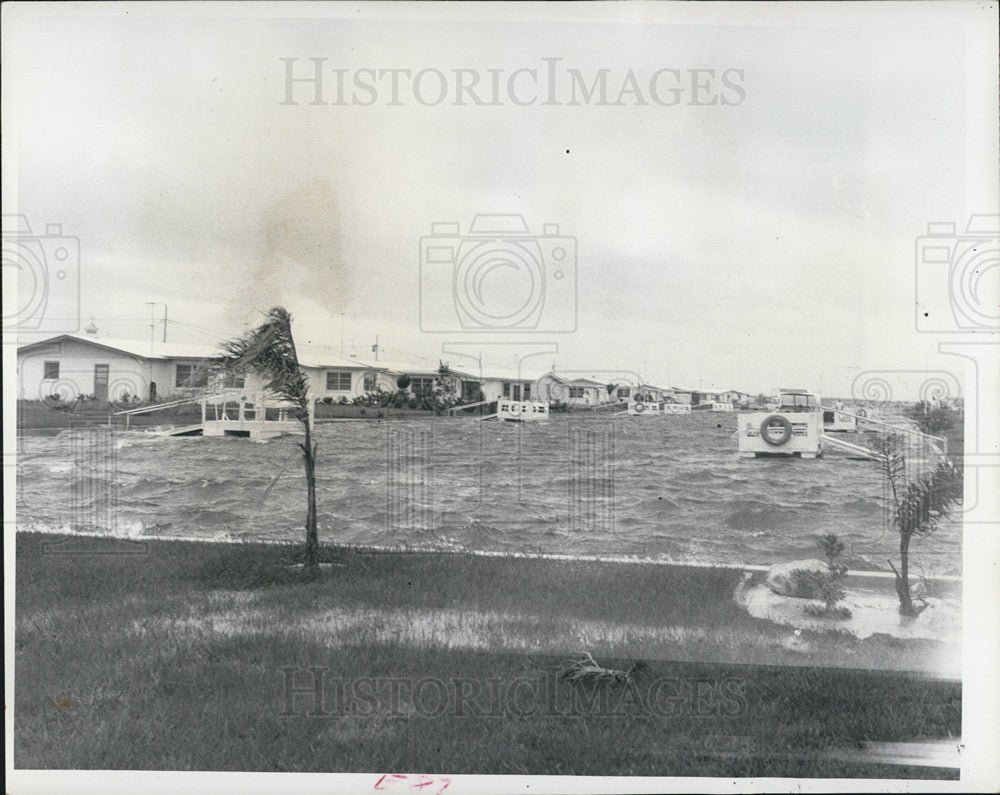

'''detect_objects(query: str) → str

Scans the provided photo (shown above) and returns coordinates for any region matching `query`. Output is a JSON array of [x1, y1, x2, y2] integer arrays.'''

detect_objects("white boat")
[[628, 400, 662, 415], [496, 400, 549, 422], [822, 403, 858, 433], [628, 400, 692, 415], [737, 388, 823, 458]]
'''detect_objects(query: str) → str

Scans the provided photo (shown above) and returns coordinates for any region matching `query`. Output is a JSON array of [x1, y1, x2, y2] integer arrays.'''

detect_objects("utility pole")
[[145, 302, 156, 346], [371, 334, 379, 361], [340, 313, 345, 357], [162, 305, 168, 342]]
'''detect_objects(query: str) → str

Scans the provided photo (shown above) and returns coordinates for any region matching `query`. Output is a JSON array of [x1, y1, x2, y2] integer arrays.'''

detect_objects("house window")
[[523, 384, 531, 399], [363, 372, 377, 392], [43, 361, 60, 380], [176, 364, 208, 388], [326, 371, 352, 391], [223, 371, 245, 389], [410, 377, 434, 394], [502, 382, 510, 397], [568, 387, 585, 399], [618, 387, 630, 398]]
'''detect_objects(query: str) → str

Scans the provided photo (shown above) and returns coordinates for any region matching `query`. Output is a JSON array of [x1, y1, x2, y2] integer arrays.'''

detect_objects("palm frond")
[[893, 458, 963, 539], [213, 307, 310, 416]]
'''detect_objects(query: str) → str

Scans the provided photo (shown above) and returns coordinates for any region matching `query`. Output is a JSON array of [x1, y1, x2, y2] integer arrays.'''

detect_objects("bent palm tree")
[[869, 433, 963, 616], [214, 307, 319, 567]]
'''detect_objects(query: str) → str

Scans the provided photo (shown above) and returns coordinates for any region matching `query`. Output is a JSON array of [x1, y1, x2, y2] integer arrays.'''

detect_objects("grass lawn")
[[13, 532, 959, 778]]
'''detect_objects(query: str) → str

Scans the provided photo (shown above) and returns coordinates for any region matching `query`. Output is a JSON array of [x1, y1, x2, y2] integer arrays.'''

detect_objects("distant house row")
[[15, 333, 749, 408]]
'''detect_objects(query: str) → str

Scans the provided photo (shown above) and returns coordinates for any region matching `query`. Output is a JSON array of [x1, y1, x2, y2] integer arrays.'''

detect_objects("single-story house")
[[19, 333, 638, 412], [470, 366, 545, 404], [17, 334, 403, 405], [633, 384, 674, 402], [611, 383, 633, 403], [298, 354, 396, 401], [362, 359, 481, 402], [534, 372, 614, 406], [16, 333, 236, 403], [670, 388, 694, 405], [718, 389, 750, 405]]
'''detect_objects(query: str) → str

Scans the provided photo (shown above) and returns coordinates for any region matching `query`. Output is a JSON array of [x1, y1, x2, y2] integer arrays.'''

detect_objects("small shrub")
[[787, 569, 839, 601], [790, 533, 853, 619]]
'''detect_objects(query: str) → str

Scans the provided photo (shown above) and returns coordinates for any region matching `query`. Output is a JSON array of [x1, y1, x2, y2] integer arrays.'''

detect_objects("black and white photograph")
[[4, 2, 999, 792]]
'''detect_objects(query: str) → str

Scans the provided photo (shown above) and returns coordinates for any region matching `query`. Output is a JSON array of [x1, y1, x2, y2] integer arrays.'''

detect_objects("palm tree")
[[869, 433, 963, 616], [213, 307, 320, 567]]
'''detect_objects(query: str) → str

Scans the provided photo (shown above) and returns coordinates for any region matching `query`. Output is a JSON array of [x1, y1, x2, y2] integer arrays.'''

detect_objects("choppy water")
[[15, 413, 961, 574]]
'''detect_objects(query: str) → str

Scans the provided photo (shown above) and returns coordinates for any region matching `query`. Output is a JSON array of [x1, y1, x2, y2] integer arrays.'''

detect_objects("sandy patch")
[[739, 583, 961, 643]]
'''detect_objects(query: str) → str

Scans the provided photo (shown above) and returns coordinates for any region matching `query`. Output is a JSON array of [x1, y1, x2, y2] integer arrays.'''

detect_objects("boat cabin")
[[771, 388, 820, 413]]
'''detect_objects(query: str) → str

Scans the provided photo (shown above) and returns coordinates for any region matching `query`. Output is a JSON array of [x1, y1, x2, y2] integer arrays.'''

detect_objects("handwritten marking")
[[375, 774, 451, 794]]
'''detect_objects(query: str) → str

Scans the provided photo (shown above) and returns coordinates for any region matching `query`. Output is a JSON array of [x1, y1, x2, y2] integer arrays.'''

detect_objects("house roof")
[[352, 359, 478, 379], [18, 335, 653, 389], [16, 334, 221, 360], [297, 353, 377, 370], [477, 366, 550, 382]]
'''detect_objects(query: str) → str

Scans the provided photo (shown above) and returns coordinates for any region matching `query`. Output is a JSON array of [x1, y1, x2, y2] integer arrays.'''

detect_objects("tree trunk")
[[302, 420, 318, 568], [896, 533, 915, 616]]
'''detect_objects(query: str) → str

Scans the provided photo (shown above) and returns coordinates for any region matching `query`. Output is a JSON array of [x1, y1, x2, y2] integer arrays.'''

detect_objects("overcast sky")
[[4, 2, 997, 397]]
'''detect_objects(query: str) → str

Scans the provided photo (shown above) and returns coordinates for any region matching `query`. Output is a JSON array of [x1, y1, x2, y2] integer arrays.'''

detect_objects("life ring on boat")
[[634, 402, 645, 412], [856, 409, 868, 418], [760, 414, 793, 446]]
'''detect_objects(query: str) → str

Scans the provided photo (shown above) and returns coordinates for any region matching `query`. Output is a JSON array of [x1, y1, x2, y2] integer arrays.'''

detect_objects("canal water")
[[15, 412, 961, 575]]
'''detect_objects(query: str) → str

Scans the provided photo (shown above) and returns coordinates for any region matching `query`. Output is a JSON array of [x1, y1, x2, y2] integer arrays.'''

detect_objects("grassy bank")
[[14, 533, 959, 777]]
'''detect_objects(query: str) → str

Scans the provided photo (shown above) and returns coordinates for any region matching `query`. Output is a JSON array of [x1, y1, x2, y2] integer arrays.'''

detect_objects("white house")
[[298, 354, 395, 402], [18, 332, 639, 414], [359, 359, 482, 402], [16, 333, 231, 403], [534, 372, 613, 407], [472, 365, 545, 404], [718, 389, 751, 405], [17, 334, 393, 405]]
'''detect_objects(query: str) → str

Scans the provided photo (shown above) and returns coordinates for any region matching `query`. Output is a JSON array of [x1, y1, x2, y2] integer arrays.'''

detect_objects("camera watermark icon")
[[2, 214, 81, 339], [850, 370, 961, 414], [29, 364, 148, 406], [915, 214, 999, 333], [937, 340, 1000, 525], [386, 424, 435, 534], [568, 425, 616, 536], [848, 368, 965, 543], [38, 375, 83, 405], [40, 426, 147, 556], [419, 214, 577, 333]]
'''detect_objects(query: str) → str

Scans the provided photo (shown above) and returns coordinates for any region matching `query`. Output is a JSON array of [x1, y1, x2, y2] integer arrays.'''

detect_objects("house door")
[[149, 382, 157, 402], [94, 364, 109, 402], [512, 384, 522, 400]]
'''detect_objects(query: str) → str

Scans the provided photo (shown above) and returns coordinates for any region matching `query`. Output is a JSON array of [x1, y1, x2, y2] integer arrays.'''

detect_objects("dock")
[[114, 391, 310, 441]]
